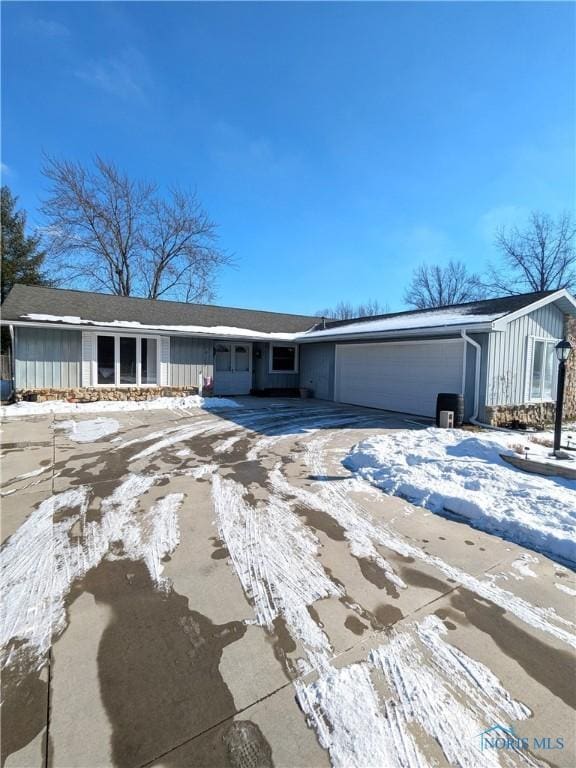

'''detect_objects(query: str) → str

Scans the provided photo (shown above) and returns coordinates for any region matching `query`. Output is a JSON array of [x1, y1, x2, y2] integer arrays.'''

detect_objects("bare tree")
[[41, 155, 230, 302], [316, 298, 388, 320], [404, 260, 485, 309], [488, 211, 575, 294]]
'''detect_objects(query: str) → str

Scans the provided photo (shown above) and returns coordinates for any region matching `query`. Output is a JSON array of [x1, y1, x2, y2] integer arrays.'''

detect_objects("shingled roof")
[[319, 291, 556, 330], [298, 289, 574, 339], [2, 285, 573, 340], [1, 285, 319, 334]]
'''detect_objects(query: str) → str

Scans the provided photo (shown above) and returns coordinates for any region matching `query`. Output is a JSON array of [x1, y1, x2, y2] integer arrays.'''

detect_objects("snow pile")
[[345, 428, 576, 564], [1, 394, 242, 418], [54, 417, 120, 442]]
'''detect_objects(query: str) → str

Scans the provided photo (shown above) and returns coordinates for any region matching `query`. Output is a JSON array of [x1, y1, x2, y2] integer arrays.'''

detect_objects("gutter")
[[1, 318, 496, 344], [298, 323, 495, 344], [0, 320, 298, 344]]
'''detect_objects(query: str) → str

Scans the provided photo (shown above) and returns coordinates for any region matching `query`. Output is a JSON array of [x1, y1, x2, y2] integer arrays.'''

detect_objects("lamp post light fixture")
[[553, 338, 573, 455]]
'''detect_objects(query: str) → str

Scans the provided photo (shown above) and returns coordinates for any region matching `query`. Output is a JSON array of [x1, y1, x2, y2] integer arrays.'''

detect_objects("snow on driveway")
[[0, 394, 242, 418], [3, 404, 575, 768], [54, 417, 120, 442], [0, 473, 184, 671], [345, 428, 576, 565], [297, 615, 534, 768]]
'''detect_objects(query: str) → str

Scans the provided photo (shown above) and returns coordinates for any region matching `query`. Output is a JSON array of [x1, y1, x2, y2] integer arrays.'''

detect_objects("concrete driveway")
[[1, 398, 575, 768]]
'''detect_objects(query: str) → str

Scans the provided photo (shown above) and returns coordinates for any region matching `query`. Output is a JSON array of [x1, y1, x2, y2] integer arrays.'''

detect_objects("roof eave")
[[1, 319, 298, 342], [491, 289, 576, 331], [296, 322, 495, 343]]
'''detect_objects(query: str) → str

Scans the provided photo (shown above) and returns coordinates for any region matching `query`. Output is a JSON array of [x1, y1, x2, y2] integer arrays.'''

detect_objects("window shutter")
[[523, 336, 534, 403], [81, 332, 95, 387], [160, 336, 171, 386]]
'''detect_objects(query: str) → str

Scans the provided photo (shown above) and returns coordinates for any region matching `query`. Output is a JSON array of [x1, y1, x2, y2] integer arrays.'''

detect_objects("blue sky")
[[2, 1, 574, 314]]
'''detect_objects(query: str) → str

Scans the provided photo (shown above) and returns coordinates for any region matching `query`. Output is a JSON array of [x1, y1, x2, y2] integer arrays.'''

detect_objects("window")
[[530, 340, 556, 401], [234, 345, 250, 372], [270, 345, 297, 373], [141, 338, 158, 384], [120, 337, 137, 384], [95, 334, 160, 386], [97, 336, 115, 385], [214, 344, 231, 371]]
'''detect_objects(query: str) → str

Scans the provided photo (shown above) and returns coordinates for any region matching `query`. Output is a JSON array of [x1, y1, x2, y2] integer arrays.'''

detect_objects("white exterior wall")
[[485, 304, 564, 406]]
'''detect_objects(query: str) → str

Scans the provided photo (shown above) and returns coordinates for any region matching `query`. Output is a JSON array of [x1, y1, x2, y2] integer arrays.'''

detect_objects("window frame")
[[232, 343, 251, 373], [269, 343, 298, 374], [93, 333, 161, 387], [213, 342, 253, 373], [140, 336, 160, 386], [528, 337, 558, 403]]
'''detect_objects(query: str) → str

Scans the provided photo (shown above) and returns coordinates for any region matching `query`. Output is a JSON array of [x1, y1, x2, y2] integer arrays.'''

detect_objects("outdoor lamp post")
[[553, 339, 573, 454]]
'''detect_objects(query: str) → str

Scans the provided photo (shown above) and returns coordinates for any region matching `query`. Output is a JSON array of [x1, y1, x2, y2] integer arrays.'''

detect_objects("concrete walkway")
[[1, 398, 575, 768]]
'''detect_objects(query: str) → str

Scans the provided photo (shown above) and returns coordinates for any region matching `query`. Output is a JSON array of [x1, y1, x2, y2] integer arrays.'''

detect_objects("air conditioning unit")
[[438, 410, 454, 429]]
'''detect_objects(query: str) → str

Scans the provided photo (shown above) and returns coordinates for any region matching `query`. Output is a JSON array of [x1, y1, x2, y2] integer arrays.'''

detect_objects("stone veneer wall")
[[564, 315, 576, 421], [485, 314, 576, 427], [484, 402, 556, 428], [14, 386, 201, 403]]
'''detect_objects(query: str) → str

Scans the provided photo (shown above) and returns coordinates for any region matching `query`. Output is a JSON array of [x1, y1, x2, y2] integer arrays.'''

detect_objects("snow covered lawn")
[[0, 394, 243, 418], [344, 427, 576, 565]]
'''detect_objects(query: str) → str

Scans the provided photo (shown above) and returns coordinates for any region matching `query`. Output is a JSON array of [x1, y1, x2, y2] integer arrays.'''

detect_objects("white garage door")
[[334, 340, 464, 417]]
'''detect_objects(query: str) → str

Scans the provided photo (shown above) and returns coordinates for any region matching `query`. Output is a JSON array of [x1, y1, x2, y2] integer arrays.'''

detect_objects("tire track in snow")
[[245, 412, 391, 461], [121, 406, 341, 461]]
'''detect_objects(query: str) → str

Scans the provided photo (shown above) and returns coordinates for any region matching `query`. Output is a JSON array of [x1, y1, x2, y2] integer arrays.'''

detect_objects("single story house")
[[2, 284, 576, 425]]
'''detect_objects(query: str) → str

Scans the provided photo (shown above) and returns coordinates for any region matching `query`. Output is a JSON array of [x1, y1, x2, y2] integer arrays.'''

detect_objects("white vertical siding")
[[81, 332, 96, 387], [160, 336, 171, 386], [485, 305, 564, 406]]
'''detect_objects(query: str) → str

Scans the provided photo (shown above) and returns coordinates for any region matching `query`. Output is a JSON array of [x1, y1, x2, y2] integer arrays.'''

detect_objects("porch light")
[[553, 338, 573, 454], [555, 338, 572, 363]]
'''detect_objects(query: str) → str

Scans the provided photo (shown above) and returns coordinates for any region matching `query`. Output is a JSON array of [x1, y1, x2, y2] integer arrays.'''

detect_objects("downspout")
[[460, 330, 487, 427], [9, 324, 16, 401], [462, 329, 536, 435]]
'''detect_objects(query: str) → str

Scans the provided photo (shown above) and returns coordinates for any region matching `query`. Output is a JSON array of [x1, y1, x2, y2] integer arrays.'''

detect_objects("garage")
[[334, 339, 465, 417]]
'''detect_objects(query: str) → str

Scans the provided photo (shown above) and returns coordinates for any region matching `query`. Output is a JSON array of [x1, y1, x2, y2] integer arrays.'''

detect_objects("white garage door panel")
[[335, 341, 464, 417]]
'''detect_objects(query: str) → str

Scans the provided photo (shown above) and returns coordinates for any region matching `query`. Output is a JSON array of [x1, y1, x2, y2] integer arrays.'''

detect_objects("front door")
[[213, 342, 252, 395]]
